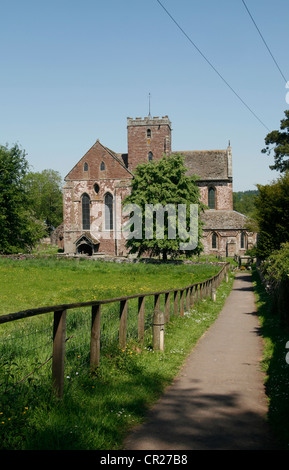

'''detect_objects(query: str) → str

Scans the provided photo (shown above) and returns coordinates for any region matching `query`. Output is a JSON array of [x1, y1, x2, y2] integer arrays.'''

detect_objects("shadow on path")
[[124, 273, 280, 450]]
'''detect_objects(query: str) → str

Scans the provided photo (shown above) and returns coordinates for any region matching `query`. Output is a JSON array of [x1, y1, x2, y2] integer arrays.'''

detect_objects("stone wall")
[[202, 229, 257, 257], [127, 116, 172, 172], [198, 181, 233, 210]]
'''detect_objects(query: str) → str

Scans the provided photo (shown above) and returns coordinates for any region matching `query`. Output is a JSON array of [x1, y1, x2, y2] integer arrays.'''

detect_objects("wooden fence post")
[[164, 292, 170, 323], [138, 296, 145, 343], [211, 279, 216, 301], [90, 305, 101, 373], [180, 290, 184, 316], [195, 284, 199, 304], [190, 285, 194, 308], [119, 299, 128, 349], [52, 309, 66, 398], [153, 295, 165, 351], [186, 288, 190, 311], [174, 291, 179, 316]]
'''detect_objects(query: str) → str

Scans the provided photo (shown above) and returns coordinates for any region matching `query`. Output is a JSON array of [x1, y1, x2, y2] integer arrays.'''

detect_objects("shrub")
[[261, 243, 289, 326]]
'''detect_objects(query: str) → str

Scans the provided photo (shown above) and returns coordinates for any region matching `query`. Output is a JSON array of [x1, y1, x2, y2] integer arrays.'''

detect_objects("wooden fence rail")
[[0, 262, 229, 397]]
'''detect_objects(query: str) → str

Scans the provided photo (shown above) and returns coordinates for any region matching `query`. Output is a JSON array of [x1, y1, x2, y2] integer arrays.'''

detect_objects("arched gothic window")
[[208, 187, 216, 209], [212, 232, 218, 249], [84, 162, 88, 171], [82, 193, 90, 230], [100, 161, 105, 171], [147, 128, 151, 138], [148, 151, 153, 161], [241, 231, 246, 249], [104, 193, 113, 230]]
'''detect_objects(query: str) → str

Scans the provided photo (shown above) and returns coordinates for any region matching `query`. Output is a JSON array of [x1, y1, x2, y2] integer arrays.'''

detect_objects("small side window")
[[241, 232, 246, 249], [84, 162, 88, 171], [208, 187, 216, 209], [212, 232, 218, 249], [100, 161, 105, 171]]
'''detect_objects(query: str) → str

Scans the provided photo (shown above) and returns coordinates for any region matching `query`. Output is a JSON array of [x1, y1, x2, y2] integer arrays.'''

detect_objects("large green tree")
[[23, 169, 63, 233], [233, 190, 258, 218], [255, 171, 289, 259], [0, 144, 46, 253], [262, 110, 289, 172], [123, 154, 205, 260]]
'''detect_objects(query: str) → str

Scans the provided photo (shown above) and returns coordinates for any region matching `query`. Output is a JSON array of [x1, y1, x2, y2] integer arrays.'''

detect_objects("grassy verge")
[[252, 267, 289, 450], [0, 259, 234, 450]]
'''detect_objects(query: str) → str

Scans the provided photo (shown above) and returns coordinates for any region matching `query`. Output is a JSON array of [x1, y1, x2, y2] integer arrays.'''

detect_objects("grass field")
[[0, 256, 233, 450], [0, 256, 221, 314]]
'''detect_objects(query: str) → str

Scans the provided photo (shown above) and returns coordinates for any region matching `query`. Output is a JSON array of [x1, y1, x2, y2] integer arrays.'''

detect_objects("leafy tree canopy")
[[233, 190, 258, 218], [23, 169, 63, 233], [254, 171, 289, 259], [123, 153, 206, 260], [262, 109, 289, 172], [0, 144, 46, 253]]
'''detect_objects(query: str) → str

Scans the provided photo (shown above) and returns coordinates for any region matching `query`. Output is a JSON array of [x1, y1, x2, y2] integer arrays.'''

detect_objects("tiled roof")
[[201, 210, 248, 230], [174, 150, 229, 180]]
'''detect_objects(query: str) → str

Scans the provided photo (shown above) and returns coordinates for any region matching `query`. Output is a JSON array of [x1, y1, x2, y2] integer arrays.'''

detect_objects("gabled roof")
[[64, 139, 133, 180], [174, 149, 231, 181], [201, 210, 249, 230], [75, 232, 100, 246], [99, 142, 132, 175]]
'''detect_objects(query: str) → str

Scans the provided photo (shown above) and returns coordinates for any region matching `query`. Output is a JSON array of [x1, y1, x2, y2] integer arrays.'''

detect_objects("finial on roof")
[[148, 93, 151, 117]]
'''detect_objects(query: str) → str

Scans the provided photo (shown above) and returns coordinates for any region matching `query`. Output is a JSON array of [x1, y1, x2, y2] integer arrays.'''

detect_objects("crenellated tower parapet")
[[127, 115, 172, 172]]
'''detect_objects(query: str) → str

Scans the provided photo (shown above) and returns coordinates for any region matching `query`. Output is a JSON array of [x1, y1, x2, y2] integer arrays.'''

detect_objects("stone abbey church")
[[63, 115, 256, 257]]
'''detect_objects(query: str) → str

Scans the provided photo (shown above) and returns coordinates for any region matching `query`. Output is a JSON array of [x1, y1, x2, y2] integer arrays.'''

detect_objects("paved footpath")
[[124, 273, 280, 450]]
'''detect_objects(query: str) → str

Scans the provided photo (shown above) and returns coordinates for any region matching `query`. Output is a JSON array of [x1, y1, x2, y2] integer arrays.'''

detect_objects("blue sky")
[[1, 0, 288, 191]]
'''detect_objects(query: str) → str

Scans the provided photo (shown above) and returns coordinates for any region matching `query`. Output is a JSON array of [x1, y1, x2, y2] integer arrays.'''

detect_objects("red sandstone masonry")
[[127, 116, 172, 172]]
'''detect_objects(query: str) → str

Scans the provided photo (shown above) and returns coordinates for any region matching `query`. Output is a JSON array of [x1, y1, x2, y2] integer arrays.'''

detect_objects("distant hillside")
[[233, 190, 259, 217]]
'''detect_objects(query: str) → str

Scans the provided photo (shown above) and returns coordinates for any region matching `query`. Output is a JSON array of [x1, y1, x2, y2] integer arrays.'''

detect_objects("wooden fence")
[[0, 262, 230, 398]]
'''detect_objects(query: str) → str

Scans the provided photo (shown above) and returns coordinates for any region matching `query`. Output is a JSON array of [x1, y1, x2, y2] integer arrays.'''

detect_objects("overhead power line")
[[156, 0, 270, 131], [241, 0, 287, 84]]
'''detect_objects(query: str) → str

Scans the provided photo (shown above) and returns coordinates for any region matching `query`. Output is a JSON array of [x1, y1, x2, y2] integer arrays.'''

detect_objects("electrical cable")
[[241, 0, 287, 83], [156, 0, 270, 131]]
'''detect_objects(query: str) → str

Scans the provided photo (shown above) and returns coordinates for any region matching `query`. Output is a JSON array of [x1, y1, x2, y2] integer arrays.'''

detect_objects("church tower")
[[127, 115, 172, 173]]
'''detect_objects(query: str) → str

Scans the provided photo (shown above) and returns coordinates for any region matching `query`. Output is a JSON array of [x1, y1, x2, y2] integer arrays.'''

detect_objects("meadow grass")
[[252, 267, 289, 450], [0, 256, 221, 314], [0, 257, 232, 450]]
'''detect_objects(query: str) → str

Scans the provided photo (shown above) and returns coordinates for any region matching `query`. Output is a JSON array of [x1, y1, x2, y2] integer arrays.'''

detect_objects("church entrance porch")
[[75, 233, 100, 256]]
